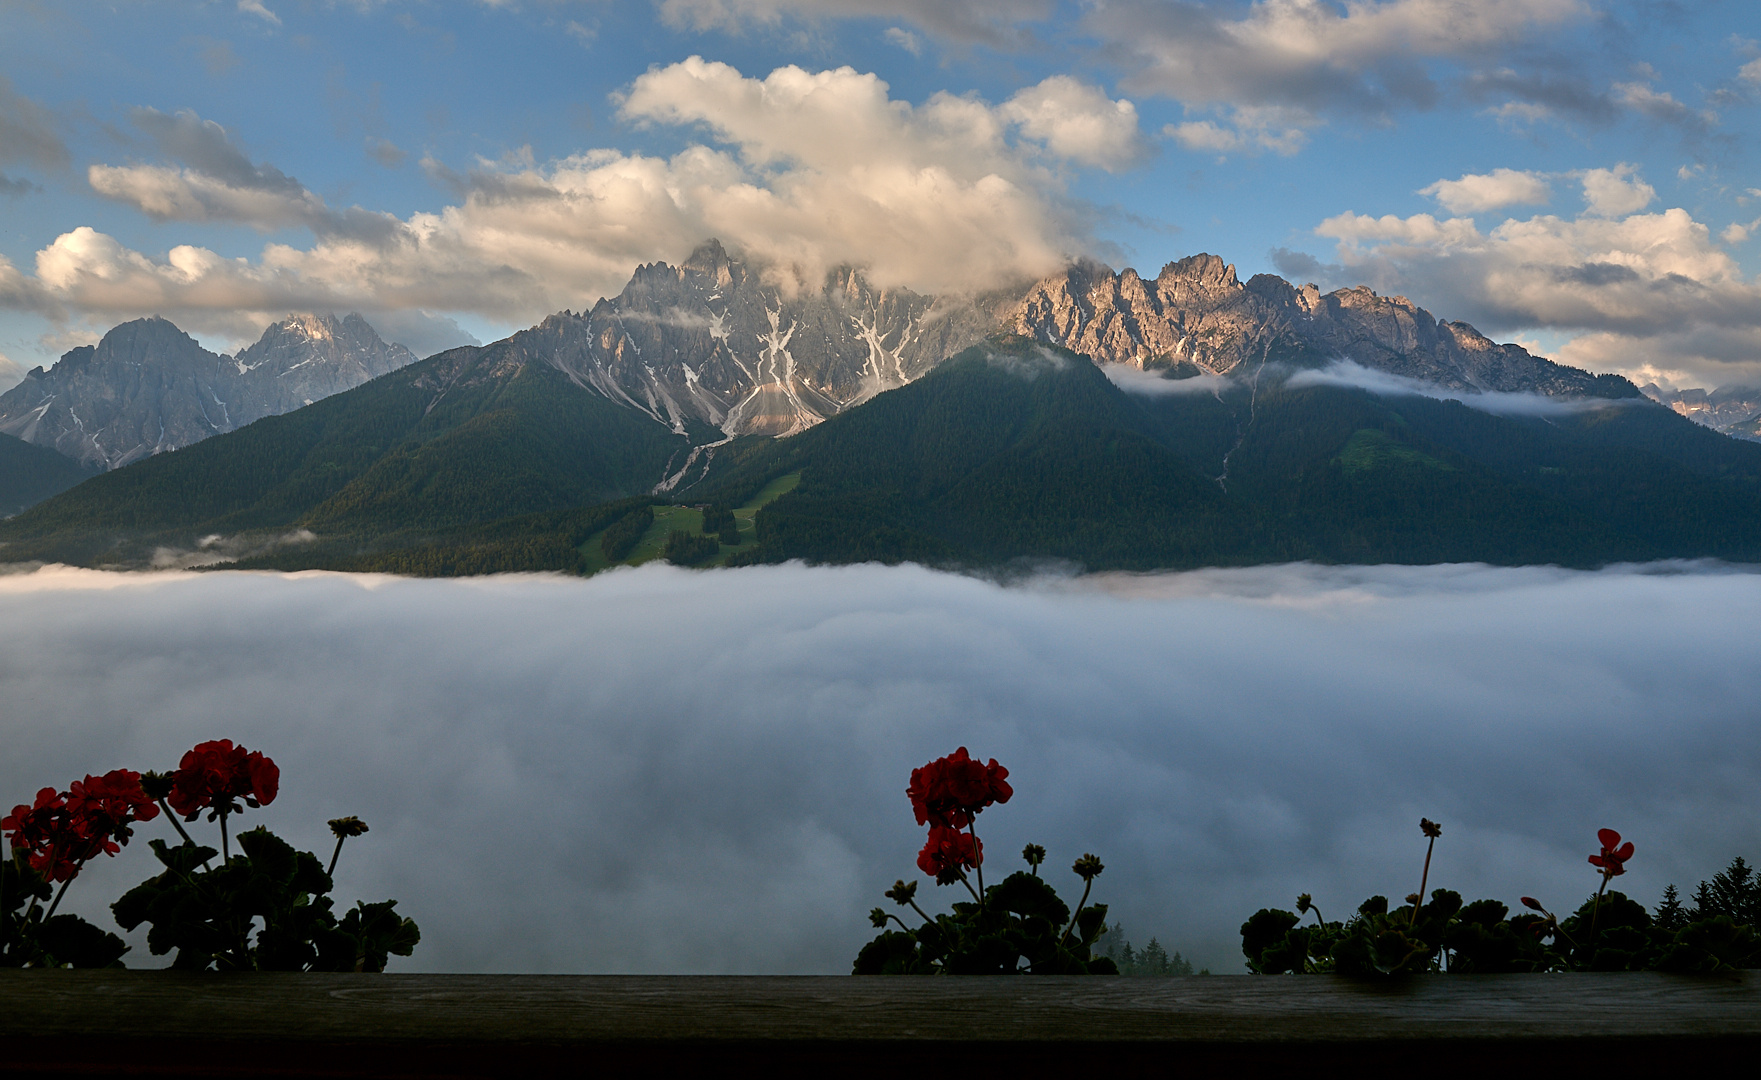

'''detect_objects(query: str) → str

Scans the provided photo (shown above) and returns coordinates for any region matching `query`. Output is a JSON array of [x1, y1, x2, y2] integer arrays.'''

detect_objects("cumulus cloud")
[[238, 0, 281, 26], [3, 561, 1760, 974], [1579, 163, 1654, 218], [1419, 168, 1551, 215], [1000, 76, 1148, 170], [12, 60, 1131, 341], [1305, 164, 1761, 386]]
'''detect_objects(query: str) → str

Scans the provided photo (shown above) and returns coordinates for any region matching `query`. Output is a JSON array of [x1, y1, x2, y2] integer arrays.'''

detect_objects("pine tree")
[[1654, 883, 1686, 932]]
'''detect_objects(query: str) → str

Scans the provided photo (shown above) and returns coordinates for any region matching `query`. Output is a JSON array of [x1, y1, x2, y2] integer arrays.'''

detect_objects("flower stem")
[[969, 821, 984, 909], [955, 868, 981, 903], [1060, 878, 1095, 947], [219, 810, 231, 865], [44, 877, 73, 920], [906, 897, 934, 925], [327, 836, 347, 878], [159, 800, 195, 846], [1411, 835, 1436, 927], [1588, 875, 1610, 957]]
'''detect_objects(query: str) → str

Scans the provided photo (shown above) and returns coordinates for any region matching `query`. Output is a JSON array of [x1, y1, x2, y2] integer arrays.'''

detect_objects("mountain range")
[[3, 241, 1759, 574], [0, 313, 416, 470]]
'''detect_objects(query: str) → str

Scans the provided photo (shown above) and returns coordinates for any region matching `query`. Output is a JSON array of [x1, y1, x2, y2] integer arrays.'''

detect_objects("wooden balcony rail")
[[3, 970, 1757, 1077]]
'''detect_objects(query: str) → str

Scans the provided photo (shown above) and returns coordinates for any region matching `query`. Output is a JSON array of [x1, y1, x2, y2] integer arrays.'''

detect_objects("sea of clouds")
[[3, 560, 1759, 974]]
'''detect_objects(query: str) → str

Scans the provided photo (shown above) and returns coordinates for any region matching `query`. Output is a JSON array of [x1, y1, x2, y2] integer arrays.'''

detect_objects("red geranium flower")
[[2, 771, 158, 884], [916, 823, 983, 877], [166, 740, 279, 822], [907, 747, 1012, 830], [1588, 828, 1634, 878]]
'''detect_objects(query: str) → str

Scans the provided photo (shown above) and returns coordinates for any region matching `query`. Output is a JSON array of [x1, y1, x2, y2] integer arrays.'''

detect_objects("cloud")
[[1579, 163, 1654, 218], [1284, 359, 1643, 415], [883, 26, 920, 55], [364, 136, 408, 168], [3, 561, 1760, 974], [87, 108, 402, 242], [652, 0, 1051, 48], [1742, 57, 1761, 85], [1305, 163, 1761, 386], [1165, 105, 1310, 157], [12, 59, 1128, 341], [1419, 168, 1551, 215], [0, 350, 23, 393], [1093, 0, 1587, 140], [1000, 76, 1148, 170], [238, 0, 281, 26], [0, 76, 68, 172], [1103, 363, 1229, 397]]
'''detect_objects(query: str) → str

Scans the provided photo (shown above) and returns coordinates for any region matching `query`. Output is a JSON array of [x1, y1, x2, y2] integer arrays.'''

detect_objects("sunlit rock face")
[[1640, 383, 1761, 442], [541, 240, 1008, 438], [501, 241, 1630, 442], [0, 314, 416, 469], [1007, 254, 1630, 398]]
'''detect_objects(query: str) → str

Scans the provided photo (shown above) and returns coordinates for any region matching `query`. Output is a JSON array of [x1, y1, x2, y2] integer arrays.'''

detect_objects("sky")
[[3, 559, 1759, 974], [4, 1, 1761, 391]]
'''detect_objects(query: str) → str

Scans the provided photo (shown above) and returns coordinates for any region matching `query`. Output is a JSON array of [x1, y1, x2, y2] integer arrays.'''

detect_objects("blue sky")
[[3, 0, 1760, 388]]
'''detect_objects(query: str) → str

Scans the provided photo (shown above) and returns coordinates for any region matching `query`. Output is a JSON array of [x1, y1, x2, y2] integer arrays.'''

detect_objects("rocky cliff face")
[[476, 242, 1631, 448], [523, 241, 1007, 438], [0, 314, 415, 468], [1006, 254, 1632, 397], [1640, 384, 1761, 441]]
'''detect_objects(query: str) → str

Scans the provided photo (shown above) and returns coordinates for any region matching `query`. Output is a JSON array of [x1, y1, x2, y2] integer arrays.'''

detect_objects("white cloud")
[[1285, 359, 1642, 414], [1103, 364, 1229, 397], [5, 561, 1761, 974], [1579, 164, 1654, 218], [1419, 168, 1551, 215], [1614, 80, 1716, 131], [883, 26, 920, 55], [1165, 104, 1311, 157], [237, 0, 281, 26], [1722, 218, 1761, 245], [1742, 57, 1761, 85], [1000, 76, 1147, 170], [1308, 164, 1761, 386], [0, 349, 23, 393], [9, 60, 1133, 342]]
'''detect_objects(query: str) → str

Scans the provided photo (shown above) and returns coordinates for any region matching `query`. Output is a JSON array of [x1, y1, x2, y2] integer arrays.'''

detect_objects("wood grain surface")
[[2, 971, 1755, 1077]]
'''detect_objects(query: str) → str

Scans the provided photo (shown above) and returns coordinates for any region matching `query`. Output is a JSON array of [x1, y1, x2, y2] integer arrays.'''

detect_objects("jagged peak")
[[1157, 253, 1238, 289]]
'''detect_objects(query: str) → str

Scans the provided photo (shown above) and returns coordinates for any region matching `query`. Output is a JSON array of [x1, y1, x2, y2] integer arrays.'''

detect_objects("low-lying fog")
[[3, 560, 1758, 974]]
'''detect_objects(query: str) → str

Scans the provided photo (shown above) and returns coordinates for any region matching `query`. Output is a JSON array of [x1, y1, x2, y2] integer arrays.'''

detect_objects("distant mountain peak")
[[0, 312, 417, 468]]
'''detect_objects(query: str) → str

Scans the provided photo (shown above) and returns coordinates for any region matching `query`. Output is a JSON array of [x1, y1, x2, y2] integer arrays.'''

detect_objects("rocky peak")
[[0, 313, 416, 469]]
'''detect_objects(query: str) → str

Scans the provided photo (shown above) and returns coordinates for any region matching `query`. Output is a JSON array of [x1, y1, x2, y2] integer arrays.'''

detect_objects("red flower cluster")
[[908, 747, 1012, 830], [2, 770, 159, 884], [907, 748, 1011, 880], [167, 740, 279, 822], [1588, 828, 1634, 878], [917, 824, 983, 878]]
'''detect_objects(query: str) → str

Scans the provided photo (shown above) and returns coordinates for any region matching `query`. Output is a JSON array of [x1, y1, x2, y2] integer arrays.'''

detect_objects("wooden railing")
[[4, 970, 1757, 1076]]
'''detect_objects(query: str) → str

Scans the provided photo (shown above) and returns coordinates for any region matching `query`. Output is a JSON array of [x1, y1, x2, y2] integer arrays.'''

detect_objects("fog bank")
[[2, 560, 1758, 973]]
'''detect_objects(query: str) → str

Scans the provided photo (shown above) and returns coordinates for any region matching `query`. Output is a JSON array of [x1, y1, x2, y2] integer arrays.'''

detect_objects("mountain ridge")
[[0, 313, 417, 469]]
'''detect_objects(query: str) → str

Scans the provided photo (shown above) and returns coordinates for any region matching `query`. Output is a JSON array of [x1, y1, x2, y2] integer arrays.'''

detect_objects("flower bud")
[[1022, 843, 1046, 868], [869, 907, 890, 929], [884, 879, 918, 906], [140, 771, 174, 801], [328, 816, 369, 839], [1072, 854, 1104, 881], [1296, 893, 1313, 914], [1520, 896, 1546, 913], [1420, 818, 1441, 839], [1405, 893, 1421, 905]]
